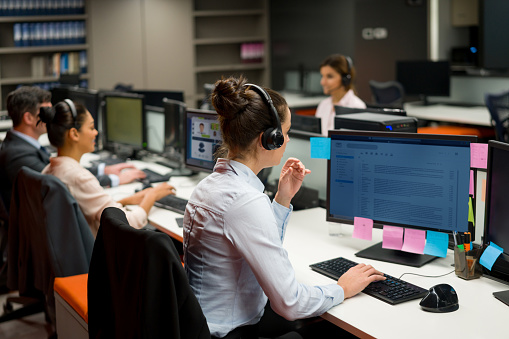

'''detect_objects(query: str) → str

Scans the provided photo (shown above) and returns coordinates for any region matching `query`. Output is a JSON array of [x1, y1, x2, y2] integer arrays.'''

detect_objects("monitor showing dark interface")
[[184, 108, 221, 173], [396, 60, 450, 105], [483, 140, 509, 289], [128, 89, 184, 108], [290, 114, 321, 134], [327, 130, 476, 266], [51, 86, 100, 127], [335, 106, 407, 116], [102, 92, 145, 156]]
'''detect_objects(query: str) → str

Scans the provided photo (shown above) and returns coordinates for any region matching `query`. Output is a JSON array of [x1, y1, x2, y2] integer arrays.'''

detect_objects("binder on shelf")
[[60, 52, 69, 75], [79, 50, 87, 74], [13, 23, 22, 47]]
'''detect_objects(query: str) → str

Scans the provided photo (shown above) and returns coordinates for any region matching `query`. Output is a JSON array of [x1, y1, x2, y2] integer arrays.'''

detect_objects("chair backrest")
[[7, 167, 94, 322], [88, 207, 210, 339], [368, 80, 405, 108], [485, 91, 509, 142]]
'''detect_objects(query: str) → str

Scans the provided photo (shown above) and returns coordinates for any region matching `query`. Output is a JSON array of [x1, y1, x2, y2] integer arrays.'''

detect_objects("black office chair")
[[88, 207, 210, 339], [2, 167, 94, 331], [368, 80, 405, 108], [485, 90, 509, 142]]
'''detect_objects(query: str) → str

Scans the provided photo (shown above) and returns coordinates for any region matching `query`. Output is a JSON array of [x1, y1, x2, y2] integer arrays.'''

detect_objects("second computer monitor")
[[290, 114, 322, 134], [102, 92, 146, 155], [128, 89, 184, 108], [184, 108, 222, 173]]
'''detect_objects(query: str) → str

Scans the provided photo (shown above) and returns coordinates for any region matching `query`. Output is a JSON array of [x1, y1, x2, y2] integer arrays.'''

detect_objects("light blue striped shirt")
[[183, 158, 343, 338]]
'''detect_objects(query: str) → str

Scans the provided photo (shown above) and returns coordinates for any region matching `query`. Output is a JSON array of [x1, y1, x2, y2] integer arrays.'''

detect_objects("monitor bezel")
[[326, 130, 478, 233], [290, 113, 322, 134], [482, 140, 509, 285], [184, 107, 220, 174], [101, 91, 146, 151], [396, 60, 451, 98]]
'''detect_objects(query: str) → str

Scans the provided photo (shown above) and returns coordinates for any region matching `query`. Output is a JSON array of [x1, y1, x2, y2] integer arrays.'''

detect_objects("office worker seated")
[[315, 54, 366, 135], [40, 100, 175, 236], [0, 86, 145, 212], [183, 76, 385, 338]]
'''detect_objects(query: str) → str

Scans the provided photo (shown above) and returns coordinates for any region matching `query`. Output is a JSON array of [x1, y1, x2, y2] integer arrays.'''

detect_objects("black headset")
[[341, 55, 353, 87], [244, 83, 284, 150]]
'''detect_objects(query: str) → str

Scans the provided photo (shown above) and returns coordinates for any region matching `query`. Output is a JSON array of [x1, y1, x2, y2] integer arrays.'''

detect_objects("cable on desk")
[[398, 269, 455, 280]]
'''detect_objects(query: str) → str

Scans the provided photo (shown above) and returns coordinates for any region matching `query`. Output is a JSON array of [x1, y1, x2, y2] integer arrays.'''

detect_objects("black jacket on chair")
[[88, 207, 210, 339], [7, 166, 94, 322]]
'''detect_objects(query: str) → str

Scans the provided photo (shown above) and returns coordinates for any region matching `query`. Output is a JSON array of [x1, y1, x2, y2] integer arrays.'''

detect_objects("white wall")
[[86, 0, 194, 105]]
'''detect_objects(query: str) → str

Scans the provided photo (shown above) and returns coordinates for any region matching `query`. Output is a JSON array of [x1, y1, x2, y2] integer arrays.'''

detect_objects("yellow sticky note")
[[468, 197, 475, 226]]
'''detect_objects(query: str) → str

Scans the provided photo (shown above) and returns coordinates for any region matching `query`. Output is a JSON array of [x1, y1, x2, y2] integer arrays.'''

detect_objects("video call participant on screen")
[[183, 76, 384, 339], [315, 54, 366, 135], [39, 100, 176, 237]]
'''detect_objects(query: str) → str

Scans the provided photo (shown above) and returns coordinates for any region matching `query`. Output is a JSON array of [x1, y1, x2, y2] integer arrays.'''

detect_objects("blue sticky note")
[[423, 231, 449, 258], [310, 137, 331, 159], [480, 242, 504, 270]]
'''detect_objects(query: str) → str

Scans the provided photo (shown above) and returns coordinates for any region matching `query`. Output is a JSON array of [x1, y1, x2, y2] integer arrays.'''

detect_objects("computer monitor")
[[145, 105, 166, 154], [290, 114, 321, 134], [327, 130, 476, 267], [128, 89, 184, 108], [102, 92, 146, 158], [396, 60, 450, 105], [303, 71, 323, 96], [482, 140, 509, 289], [184, 108, 221, 173], [335, 106, 407, 116]]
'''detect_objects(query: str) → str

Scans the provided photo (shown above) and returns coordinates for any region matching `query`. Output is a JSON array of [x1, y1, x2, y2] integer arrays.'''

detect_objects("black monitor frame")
[[482, 140, 509, 287], [128, 89, 184, 108], [184, 108, 221, 174], [326, 130, 477, 267], [396, 60, 451, 105], [101, 91, 146, 158], [335, 106, 407, 117], [290, 113, 321, 134]]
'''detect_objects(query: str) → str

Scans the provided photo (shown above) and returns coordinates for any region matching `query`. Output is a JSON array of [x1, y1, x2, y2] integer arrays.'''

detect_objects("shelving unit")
[[0, 14, 89, 110], [193, 0, 270, 105]]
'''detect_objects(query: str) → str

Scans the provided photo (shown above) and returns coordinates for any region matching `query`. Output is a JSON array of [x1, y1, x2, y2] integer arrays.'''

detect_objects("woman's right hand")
[[337, 263, 386, 299], [150, 182, 176, 200]]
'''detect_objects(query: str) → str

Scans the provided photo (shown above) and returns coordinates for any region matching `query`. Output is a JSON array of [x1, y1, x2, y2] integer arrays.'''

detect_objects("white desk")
[[405, 102, 492, 127], [281, 92, 327, 108], [284, 208, 507, 339]]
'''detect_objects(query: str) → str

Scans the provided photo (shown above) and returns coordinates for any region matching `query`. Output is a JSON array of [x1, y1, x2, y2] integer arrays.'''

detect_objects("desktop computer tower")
[[335, 112, 417, 132]]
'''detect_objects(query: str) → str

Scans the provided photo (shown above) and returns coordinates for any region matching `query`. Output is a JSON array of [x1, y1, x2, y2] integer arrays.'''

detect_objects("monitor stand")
[[355, 242, 437, 268], [493, 290, 509, 307]]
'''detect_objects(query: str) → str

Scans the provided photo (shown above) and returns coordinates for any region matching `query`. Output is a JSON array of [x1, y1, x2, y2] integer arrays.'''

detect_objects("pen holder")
[[454, 247, 482, 280]]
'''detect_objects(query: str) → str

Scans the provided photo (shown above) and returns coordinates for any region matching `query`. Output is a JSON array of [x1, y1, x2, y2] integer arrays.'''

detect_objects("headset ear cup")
[[342, 74, 351, 87], [262, 128, 284, 150]]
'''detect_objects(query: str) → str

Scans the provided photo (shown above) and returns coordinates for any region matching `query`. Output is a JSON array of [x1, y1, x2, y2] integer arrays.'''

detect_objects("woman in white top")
[[184, 76, 384, 338], [315, 54, 366, 135], [40, 99, 175, 236]]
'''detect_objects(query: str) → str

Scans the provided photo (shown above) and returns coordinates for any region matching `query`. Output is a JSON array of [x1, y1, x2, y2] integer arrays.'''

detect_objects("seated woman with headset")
[[315, 54, 366, 135], [40, 99, 175, 236], [183, 76, 385, 339]]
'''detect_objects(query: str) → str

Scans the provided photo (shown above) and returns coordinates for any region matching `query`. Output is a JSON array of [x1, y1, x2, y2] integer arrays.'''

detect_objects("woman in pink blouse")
[[315, 54, 366, 135], [40, 99, 175, 236]]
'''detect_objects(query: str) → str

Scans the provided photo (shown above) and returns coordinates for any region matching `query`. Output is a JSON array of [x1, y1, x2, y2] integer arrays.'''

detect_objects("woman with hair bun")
[[183, 76, 384, 338], [40, 100, 175, 236], [315, 54, 366, 135]]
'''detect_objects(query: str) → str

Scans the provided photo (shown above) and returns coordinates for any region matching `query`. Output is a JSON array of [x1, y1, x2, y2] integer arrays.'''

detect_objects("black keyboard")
[[154, 195, 188, 215], [310, 257, 428, 305], [142, 168, 171, 183]]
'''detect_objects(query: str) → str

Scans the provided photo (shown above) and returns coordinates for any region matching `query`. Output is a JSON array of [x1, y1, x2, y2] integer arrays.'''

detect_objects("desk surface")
[[405, 102, 492, 127], [282, 91, 327, 108], [103, 158, 507, 338]]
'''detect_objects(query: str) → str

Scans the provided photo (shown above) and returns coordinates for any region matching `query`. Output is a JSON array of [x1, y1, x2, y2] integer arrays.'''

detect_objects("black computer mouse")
[[419, 283, 459, 313]]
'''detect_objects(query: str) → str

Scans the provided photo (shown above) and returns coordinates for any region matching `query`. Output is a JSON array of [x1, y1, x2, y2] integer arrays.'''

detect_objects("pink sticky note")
[[401, 228, 426, 254], [469, 170, 474, 197], [353, 217, 373, 241], [382, 225, 404, 250], [470, 143, 488, 169]]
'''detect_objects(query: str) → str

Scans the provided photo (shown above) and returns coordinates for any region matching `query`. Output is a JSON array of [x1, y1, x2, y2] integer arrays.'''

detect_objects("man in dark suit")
[[0, 86, 146, 212]]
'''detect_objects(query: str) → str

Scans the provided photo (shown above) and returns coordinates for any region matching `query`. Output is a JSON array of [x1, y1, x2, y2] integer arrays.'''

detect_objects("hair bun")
[[212, 76, 250, 119], [38, 106, 55, 124]]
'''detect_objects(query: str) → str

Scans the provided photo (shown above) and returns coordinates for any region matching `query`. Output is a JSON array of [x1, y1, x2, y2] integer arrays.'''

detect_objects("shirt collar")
[[10, 129, 42, 150], [214, 158, 265, 193]]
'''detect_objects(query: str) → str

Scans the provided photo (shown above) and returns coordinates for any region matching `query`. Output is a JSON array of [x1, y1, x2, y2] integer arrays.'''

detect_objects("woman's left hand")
[[275, 157, 311, 207]]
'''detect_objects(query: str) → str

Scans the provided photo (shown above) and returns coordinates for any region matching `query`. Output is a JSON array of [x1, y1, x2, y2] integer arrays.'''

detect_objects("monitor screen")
[[145, 105, 165, 154], [290, 114, 321, 134], [396, 61, 450, 103], [102, 92, 145, 150], [128, 89, 184, 107], [303, 71, 323, 96], [184, 108, 221, 173], [483, 140, 509, 284], [327, 130, 476, 266]]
